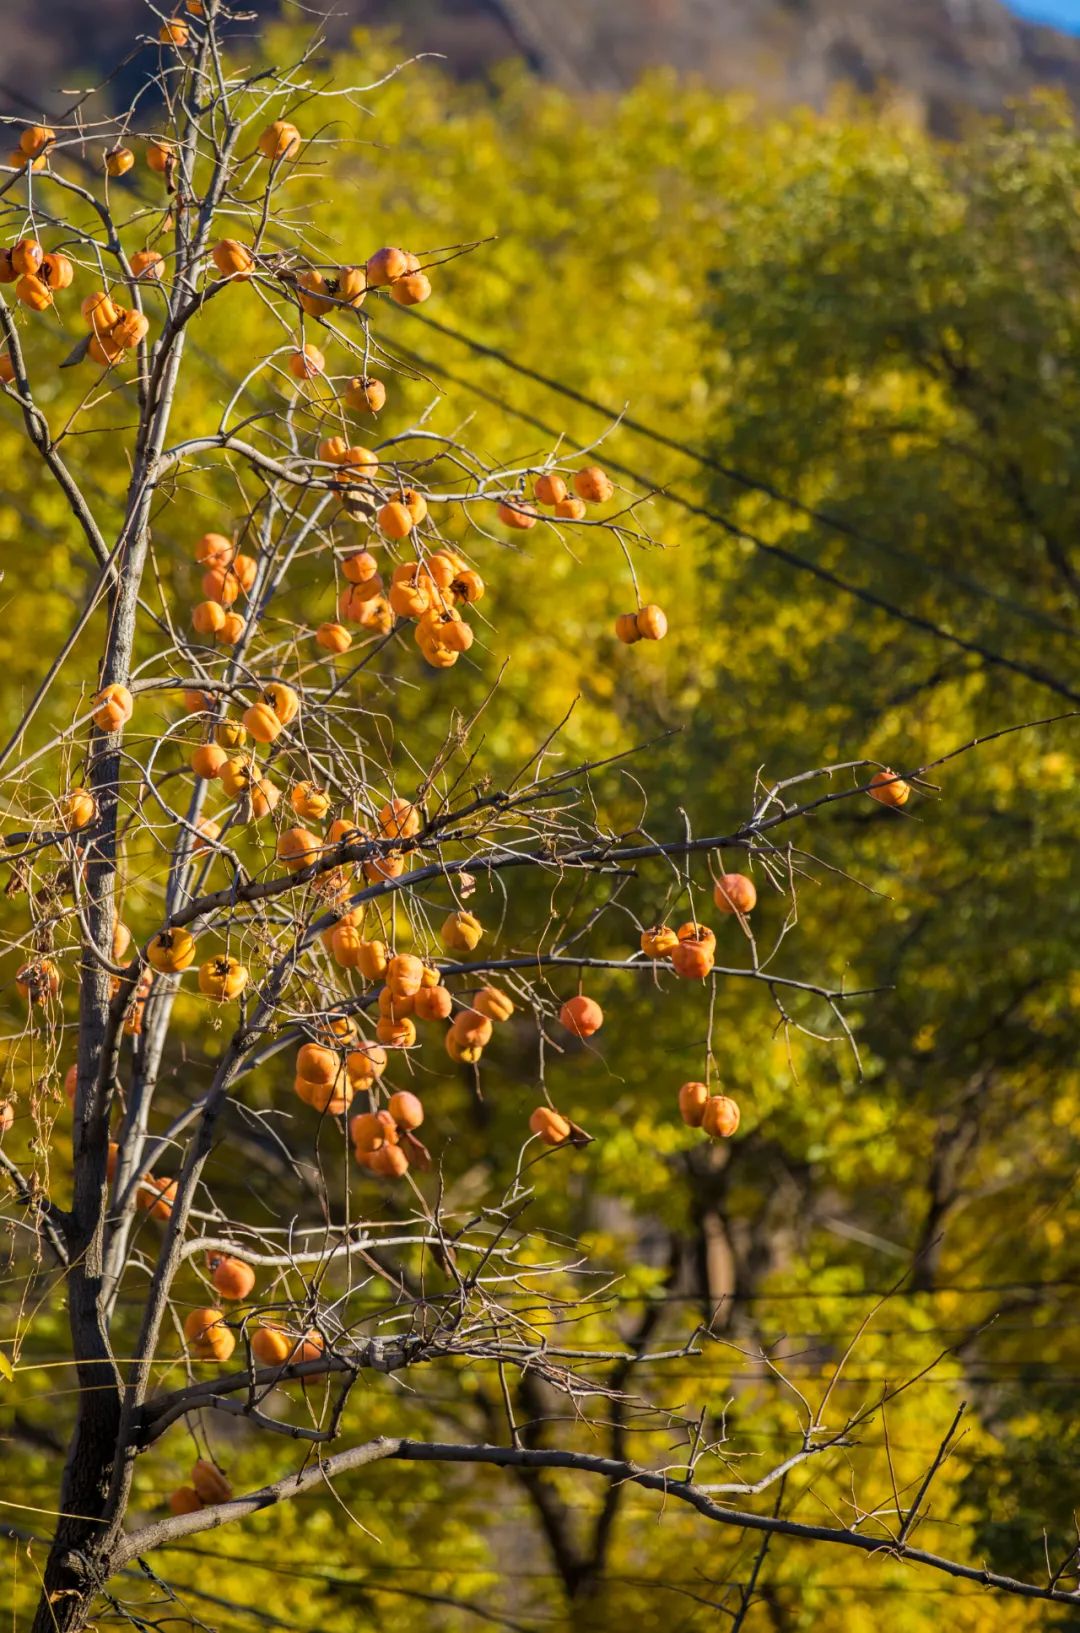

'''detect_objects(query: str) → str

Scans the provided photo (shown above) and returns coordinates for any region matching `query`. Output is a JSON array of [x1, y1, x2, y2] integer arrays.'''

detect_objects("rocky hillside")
[[353, 0, 1080, 124], [5, 0, 1080, 128]]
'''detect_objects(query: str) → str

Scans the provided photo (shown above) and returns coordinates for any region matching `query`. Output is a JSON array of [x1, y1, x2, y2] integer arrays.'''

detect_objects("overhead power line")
[[112, 1274, 1080, 1305], [389, 314, 1080, 705], [398, 305, 1077, 641], [164, 1547, 1080, 1600]]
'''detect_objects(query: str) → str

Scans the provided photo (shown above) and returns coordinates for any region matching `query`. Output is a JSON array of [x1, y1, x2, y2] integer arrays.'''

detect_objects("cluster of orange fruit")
[[122, 1182, 331, 1397], [182, 1303, 325, 1367], [188, 530, 257, 643], [497, 464, 668, 643], [145, 928, 250, 1002], [636, 872, 757, 982], [297, 242, 433, 314], [0, 237, 73, 316], [0, 228, 159, 374], [330, 543, 485, 668], [349, 1088, 425, 1179], [317, 549, 390, 651], [111, 116, 302, 189], [203, 233, 435, 317], [293, 1035, 388, 1115], [308, 923, 512, 1061], [279, 893, 614, 1175], [80, 287, 150, 366], [520, 997, 606, 1148], [677, 1083, 741, 1140], [314, 439, 380, 497], [168, 1457, 233, 1517], [177, 1260, 266, 1362], [183, 676, 303, 825], [289, 982, 606, 1176], [167, 1306, 337, 1520], [99, 1140, 206, 1222], [499, 463, 615, 529], [104, 136, 177, 178], [187, 497, 484, 669], [615, 605, 668, 644], [0, 110, 431, 383], [4, 122, 54, 173]]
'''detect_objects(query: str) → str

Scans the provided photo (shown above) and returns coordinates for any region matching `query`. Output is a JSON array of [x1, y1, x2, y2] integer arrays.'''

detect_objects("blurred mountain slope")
[[5, 0, 1080, 127]]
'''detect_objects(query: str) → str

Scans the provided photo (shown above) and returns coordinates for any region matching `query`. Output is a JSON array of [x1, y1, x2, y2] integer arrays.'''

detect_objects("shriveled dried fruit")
[[573, 465, 614, 504], [529, 1107, 571, 1145], [701, 1095, 741, 1139]]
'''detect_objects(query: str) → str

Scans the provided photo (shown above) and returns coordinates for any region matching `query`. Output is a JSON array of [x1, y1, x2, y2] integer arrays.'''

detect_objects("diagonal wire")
[[387, 333, 1080, 706], [394, 304, 1077, 640]]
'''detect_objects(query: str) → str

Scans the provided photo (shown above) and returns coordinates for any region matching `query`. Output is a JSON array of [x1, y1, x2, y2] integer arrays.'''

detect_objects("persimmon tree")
[[0, 8, 1074, 1631]]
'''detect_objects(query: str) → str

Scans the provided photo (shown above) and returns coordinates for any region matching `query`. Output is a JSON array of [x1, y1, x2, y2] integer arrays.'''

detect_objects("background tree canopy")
[[0, 26, 1077, 1630]]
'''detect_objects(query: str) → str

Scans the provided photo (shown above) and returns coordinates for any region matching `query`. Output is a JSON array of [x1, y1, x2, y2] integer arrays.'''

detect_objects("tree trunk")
[[31, 488, 157, 1626]]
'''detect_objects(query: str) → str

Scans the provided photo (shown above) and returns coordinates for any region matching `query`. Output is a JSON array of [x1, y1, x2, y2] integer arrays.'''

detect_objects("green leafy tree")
[[0, 13, 1076, 1633]]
